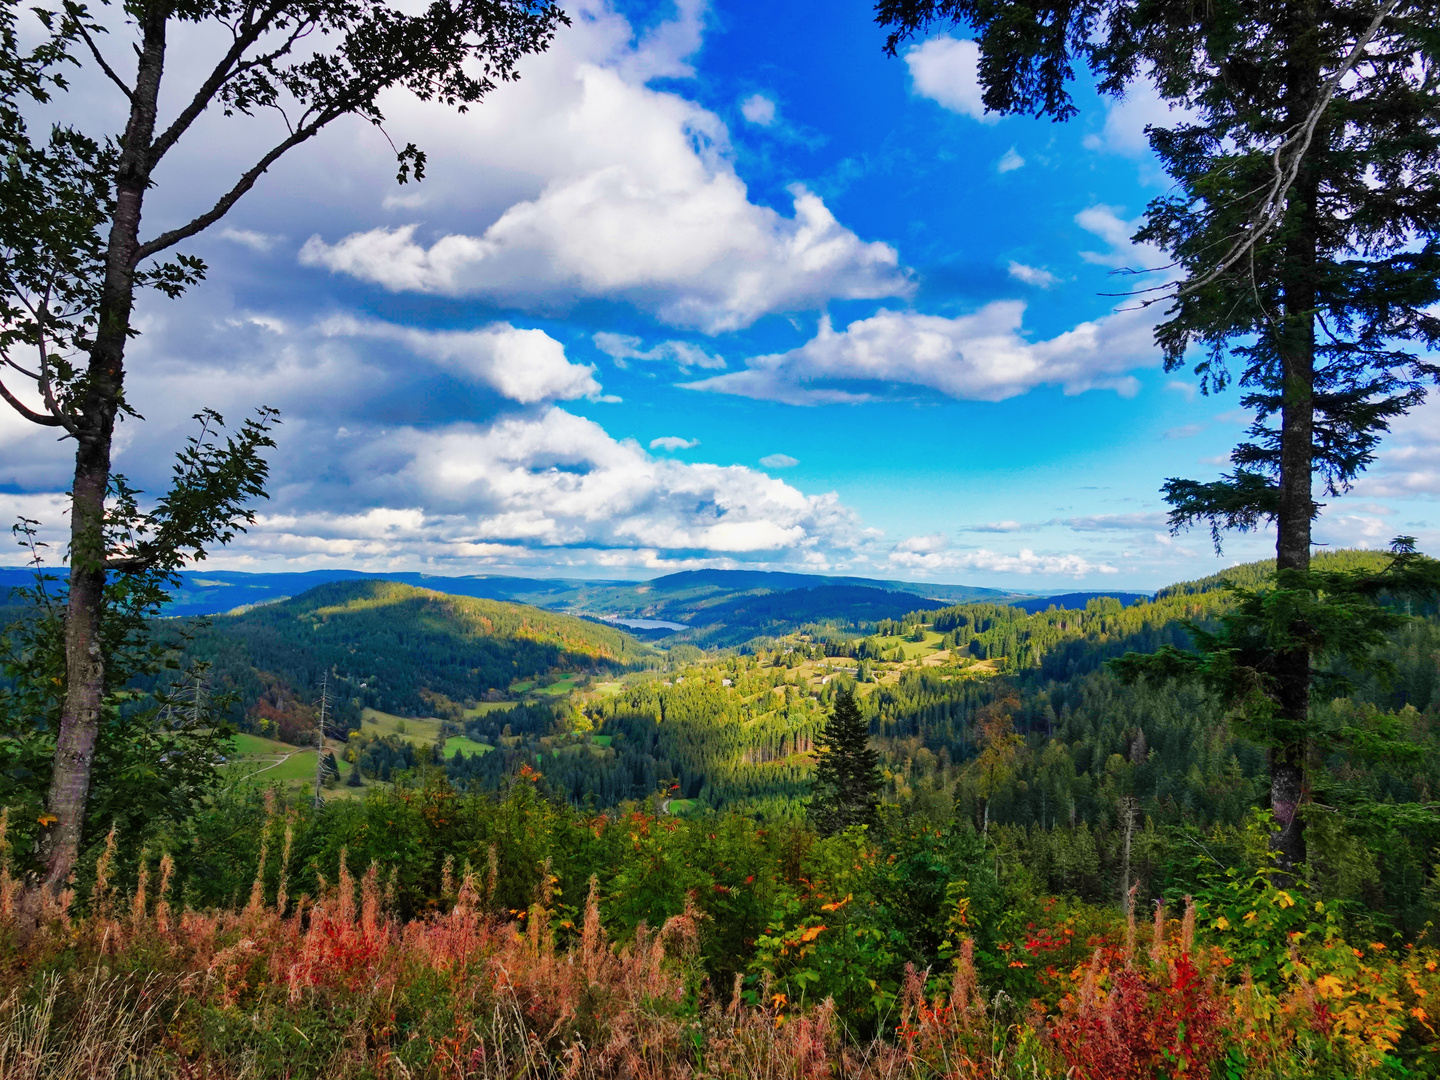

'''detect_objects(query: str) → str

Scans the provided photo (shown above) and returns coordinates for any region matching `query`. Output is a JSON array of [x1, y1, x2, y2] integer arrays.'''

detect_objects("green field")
[[361, 708, 443, 743], [462, 702, 516, 718], [666, 798, 698, 815], [531, 673, 583, 696], [873, 630, 947, 661], [442, 735, 494, 757], [590, 734, 613, 748], [223, 732, 321, 788]]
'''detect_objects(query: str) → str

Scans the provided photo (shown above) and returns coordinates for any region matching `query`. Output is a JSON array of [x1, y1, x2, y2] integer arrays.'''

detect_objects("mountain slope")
[[179, 581, 656, 737]]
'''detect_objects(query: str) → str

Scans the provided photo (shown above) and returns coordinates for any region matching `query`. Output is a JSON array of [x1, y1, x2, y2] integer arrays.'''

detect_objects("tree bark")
[[1269, 0, 1323, 876], [37, 4, 166, 890]]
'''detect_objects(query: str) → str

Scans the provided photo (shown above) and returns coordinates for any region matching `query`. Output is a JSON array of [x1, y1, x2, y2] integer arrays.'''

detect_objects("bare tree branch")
[[145, 0, 287, 167], [73, 20, 134, 101], [0, 375, 66, 426], [133, 116, 333, 262]]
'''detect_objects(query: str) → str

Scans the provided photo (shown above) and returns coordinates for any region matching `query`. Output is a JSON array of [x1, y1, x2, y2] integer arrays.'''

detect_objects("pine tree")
[[810, 686, 881, 834], [875, 0, 1440, 871]]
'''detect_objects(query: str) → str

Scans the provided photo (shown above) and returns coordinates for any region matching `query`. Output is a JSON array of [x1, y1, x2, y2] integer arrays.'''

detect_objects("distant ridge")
[[1, 565, 1031, 618], [1008, 591, 1153, 614]]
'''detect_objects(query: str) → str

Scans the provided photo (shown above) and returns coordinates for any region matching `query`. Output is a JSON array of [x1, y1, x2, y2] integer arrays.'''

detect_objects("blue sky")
[[3, 0, 1436, 590]]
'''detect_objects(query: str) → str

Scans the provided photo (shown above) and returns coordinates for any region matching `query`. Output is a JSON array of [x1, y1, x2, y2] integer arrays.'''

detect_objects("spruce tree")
[[810, 685, 881, 834], [875, 0, 1440, 871]]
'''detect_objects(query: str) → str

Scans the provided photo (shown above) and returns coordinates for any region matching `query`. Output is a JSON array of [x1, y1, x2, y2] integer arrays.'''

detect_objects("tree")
[[810, 685, 881, 834], [968, 696, 1024, 837], [0, 0, 564, 889], [875, 0, 1440, 870]]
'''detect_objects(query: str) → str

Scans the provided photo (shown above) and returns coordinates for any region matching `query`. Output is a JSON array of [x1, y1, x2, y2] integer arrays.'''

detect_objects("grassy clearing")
[[531, 672, 583, 696], [443, 735, 494, 757], [360, 708, 443, 744], [226, 732, 297, 757], [463, 701, 516, 718], [665, 798, 697, 815], [590, 734, 613, 748]]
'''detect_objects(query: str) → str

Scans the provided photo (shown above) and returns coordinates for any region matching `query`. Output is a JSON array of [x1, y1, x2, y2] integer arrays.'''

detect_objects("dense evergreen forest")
[[167, 580, 657, 737]]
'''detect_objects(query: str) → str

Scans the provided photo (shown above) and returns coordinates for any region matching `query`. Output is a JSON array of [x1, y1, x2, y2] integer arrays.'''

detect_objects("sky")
[[2, 0, 1437, 591]]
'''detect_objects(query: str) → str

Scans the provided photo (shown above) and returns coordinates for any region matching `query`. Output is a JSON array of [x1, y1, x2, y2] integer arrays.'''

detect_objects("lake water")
[[605, 617, 690, 631]]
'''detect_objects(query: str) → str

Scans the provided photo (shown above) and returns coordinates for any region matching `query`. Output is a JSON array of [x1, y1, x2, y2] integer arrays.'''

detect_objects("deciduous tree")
[[0, 0, 564, 888]]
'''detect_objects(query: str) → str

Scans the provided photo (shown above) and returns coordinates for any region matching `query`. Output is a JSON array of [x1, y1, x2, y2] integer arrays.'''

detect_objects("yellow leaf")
[[1274, 890, 1295, 909], [1314, 975, 1345, 998], [1244, 910, 1257, 923], [1215, 916, 1231, 931], [37, 813, 57, 827]]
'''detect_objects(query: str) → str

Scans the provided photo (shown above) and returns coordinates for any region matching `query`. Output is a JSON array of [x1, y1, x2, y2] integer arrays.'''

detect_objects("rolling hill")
[[174, 580, 657, 738]]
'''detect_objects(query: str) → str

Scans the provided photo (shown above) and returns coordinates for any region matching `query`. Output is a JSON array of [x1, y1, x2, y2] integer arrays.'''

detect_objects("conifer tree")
[[810, 685, 881, 834], [874, 0, 1440, 870]]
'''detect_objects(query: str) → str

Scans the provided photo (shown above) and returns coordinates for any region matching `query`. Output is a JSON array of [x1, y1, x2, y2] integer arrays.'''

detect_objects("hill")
[[0, 565, 1029, 623], [174, 580, 656, 741]]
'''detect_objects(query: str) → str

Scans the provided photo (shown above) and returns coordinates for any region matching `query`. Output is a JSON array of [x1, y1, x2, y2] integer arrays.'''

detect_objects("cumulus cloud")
[[593, 332, 724, 370], [895, 533, 948, 554], [321, 316, 603, 403], [291, 407, 867, 558], [1007, 261, 1057, 288], [1076, 205, 1164, 270], [293, 4, 911, 335], [760, 453, 799, 468], [888, 546, 1118, 577], [682, 298, 1159, 405], [904, 37, 995, 122], [650, 435, 699, 450], [1083, 78, 1196, 158], [302, 184, 906, 334], [997, 148, 1025, 173], [740, 93, 777, 126]]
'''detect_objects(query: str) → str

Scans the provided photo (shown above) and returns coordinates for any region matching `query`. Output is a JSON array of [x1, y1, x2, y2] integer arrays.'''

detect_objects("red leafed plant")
[[1047, 896, 1225, 1080]]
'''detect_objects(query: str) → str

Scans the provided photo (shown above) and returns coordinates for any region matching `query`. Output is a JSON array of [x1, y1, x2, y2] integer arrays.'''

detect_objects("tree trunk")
[[1269, 0, 1323, 876], [36, 6, 166, 890]]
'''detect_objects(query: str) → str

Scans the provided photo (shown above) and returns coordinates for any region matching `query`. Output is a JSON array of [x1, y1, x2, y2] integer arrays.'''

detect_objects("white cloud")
[[888, 546, 1118, 577], [895, 533, 948, 554], [294, 6, 911, 335], [760, 453, 799, 468], [997, 147, 1025, 173], [593, 332, 725, 370], [219, 228, 282, 252], [316, 407, 865, 556], [683, 299, 1159, 405], [740, 93, 777, 126], [1083, 79, 1196, 158], [1355, 392, 1440, 498], [1075, 204, 1165, 270], [904, 37, 995, 123], [1007, 261, 1058, 288], [320, 316, 602, 403], [650, 435, 699, 450]]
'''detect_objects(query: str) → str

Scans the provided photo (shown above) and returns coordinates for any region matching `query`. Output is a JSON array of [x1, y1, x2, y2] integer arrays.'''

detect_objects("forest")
[[2, 0, 1439, 1071]]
